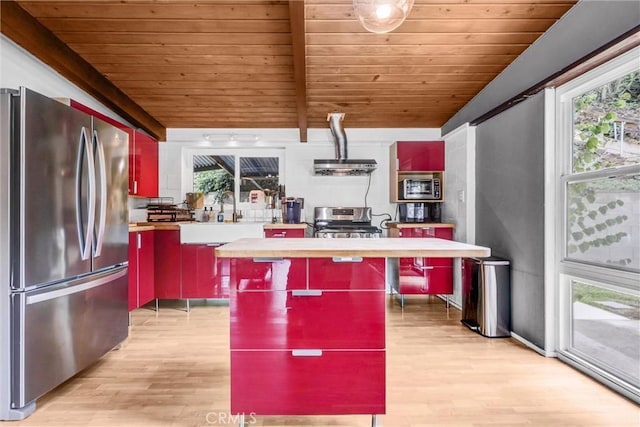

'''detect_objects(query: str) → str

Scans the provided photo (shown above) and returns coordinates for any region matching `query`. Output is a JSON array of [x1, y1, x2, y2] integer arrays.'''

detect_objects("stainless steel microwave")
[[402, 178, 441, 200]]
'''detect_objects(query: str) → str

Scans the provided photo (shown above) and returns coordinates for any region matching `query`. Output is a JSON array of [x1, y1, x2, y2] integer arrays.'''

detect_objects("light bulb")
[[353, 0, 414, 34], [375, 4, 392, 19]]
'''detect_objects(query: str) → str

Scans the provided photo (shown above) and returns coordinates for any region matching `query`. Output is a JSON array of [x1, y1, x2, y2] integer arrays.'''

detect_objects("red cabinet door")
[[182, 244, 216, 298], [308, 258, 386, 290], [128, 232, 139, 311], [129, 130, 158, 197], [214, 256, 230, 298], [154, 230, 181, 299], [265, 228, 305, 238], [231, 290, 385, 350], [232, 258, 306, 291], [396, 141, 445, 171], [231, 350, 385, 415], [132, 130, 158, 197], [399, 226, 453, 239], [397, 226, 454, 295], [127, 128, 136, 195], [138, 230, 155, 306], [398, 263, 453, 295]]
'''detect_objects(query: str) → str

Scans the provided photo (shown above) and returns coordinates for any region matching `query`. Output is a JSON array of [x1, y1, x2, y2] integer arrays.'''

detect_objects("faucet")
[[220, 190, 242, 222]]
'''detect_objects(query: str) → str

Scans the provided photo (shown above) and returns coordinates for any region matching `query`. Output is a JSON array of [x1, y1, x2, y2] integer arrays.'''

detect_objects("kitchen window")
[[555, 47, 639, 402], [189, 148, 284, 221]]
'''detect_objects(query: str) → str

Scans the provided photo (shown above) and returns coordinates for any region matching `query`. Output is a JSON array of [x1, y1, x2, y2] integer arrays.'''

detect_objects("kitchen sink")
[[179, 222, 265, 244]]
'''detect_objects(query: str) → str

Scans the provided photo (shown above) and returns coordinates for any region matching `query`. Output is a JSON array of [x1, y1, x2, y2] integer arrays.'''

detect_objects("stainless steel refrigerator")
[[0, 87, 129, 420]]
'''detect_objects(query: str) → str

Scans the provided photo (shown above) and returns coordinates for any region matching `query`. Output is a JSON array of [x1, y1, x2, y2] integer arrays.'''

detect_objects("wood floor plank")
[[11, 298, 639, 427]]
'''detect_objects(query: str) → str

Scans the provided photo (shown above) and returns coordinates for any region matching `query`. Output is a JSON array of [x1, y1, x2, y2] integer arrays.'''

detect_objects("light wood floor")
[[9, 297, 640, 427]]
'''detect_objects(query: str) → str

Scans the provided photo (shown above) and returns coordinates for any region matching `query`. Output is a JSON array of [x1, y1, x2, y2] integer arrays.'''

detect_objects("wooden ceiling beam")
[[0, 1, 166, 140], [289, 0, 308, 142]]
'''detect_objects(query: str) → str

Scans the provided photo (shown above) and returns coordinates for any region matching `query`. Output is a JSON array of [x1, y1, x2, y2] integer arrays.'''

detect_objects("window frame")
[[553, 46, 640, 402], [184, 147, 285, 210]]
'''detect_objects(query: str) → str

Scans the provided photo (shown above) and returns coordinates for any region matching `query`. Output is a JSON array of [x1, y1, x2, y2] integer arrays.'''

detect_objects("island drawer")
[[230, 289, 385, 350], [308, 257, 385, 290], [231, 349, 385, 415], [232, 257, 306, 291]]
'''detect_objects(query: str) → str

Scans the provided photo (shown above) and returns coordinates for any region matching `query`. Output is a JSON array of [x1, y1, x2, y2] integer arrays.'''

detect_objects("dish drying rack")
[[146, 197, 195, 222]]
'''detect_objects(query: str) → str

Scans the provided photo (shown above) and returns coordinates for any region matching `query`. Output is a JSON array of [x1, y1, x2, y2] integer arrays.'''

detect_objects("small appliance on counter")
[[146, 198, 195, 222], [398, 202, 441, 223], [401, 177, 441, 200], [282, 197, 304, 223]]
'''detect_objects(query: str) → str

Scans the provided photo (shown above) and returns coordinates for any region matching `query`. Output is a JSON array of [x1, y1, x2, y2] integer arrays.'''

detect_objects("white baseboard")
[[511, 331, 557, 357]]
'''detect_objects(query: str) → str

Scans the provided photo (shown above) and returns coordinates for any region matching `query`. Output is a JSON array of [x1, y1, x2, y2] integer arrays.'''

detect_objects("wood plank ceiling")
[[4, 0, 577, 141]]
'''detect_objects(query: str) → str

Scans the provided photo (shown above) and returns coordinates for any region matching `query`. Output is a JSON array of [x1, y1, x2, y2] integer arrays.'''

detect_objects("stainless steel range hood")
[[313, 112, 378, 176]]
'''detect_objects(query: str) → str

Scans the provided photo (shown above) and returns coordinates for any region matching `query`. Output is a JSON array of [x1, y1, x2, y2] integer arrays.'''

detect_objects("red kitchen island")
[[216, 238, 490, 427]]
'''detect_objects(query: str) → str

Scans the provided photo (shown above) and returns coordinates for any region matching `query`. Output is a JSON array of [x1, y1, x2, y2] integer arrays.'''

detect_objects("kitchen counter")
[[387, 222, 455, 228], [262, 223, 308, 230], [216, 237, 490, 258], [128, 222, 182, 231]]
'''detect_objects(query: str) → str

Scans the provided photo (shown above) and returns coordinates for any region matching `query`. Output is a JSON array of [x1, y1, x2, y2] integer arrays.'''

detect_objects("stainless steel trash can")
[[462, 256, 511, 338]]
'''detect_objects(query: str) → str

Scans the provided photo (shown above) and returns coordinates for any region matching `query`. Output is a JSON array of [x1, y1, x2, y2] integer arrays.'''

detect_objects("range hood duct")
[[314, 112, 378, 176]]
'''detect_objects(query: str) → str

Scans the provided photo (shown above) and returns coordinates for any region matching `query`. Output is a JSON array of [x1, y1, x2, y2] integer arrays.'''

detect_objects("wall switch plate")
[[458, 190, 465, 203]]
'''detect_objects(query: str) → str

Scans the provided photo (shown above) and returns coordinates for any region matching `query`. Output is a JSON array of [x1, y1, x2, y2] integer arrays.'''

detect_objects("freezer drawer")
[[10, 267, 128, 408]]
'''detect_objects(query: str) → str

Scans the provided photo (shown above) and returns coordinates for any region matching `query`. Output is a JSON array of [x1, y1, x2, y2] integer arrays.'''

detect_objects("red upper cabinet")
[[394, 141, 445, 171], [389, 141, 445, 203], [68, 100, 158, 198], [131, 130, 159, 197]]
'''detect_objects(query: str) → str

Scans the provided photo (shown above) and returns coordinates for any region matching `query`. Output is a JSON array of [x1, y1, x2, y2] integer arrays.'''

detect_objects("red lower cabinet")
[[128, 230, 155, 311], [138, 231, 155, 306], [231, 350, 385, 415], [181, 244, 217, 298], [128, 233, 138, 311], [264, 228, 305, 238], [154, 230, 182, 299], [390, 225, 455, 297], [229, 256, 386, 419], [155, 234, 229, 302]]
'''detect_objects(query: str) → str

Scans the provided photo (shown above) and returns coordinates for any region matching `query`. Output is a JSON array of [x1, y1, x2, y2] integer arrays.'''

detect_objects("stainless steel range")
[[314, 207, 382, 238]]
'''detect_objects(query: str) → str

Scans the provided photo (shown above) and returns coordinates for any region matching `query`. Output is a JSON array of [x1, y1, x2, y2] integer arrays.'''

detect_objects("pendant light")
[[353, 0, 414, 34]]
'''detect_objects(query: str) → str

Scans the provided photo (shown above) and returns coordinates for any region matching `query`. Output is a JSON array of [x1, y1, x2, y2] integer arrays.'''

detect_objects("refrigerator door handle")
[[92, 129, 107, 257], [75, 127, 96, 261], [25, 268, 127, 305]]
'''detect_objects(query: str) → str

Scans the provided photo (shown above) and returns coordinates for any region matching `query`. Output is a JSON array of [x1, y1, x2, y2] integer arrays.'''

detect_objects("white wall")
[[162, 127, 441, 231], [0, 35, 133, 127]]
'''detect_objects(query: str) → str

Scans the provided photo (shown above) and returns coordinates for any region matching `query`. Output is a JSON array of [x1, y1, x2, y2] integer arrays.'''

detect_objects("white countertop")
[[215, 237, 491, 258]]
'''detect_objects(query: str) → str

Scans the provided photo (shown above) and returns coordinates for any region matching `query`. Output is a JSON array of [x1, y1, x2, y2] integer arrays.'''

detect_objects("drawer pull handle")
[[292, 290, 323, 297], [332, 257, 363, 263], [292, 349, 322, 357], [252, 257, 284, 262], [419, 266, 435, 270], [273, 232, 287, 237]]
